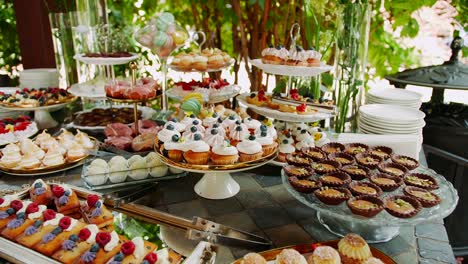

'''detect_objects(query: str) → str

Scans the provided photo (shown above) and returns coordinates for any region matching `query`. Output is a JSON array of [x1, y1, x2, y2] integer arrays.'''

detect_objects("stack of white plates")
[[358, 104, 426, 148], [365, 88, 422, 109], [19, 68, 59, 88]]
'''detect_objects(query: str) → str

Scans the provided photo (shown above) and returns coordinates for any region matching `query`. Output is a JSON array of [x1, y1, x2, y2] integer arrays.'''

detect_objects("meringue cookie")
[[42, 149, 65, 167], [74, 130, 95, 149]]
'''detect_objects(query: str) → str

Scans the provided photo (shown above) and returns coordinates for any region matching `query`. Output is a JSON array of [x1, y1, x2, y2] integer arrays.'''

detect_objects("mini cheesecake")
[[391, 155, 419, 171], [312, 160, 341, 175], [283, 165, 314, 179], [341, 165, 370, 180], [378, 162, 408, 178], [314, 187, 351, 205], [321, 142, 345, 155], [370, 173, 403, 192], [328, 152, 355, 166], [347, 195, 384, 218], [384, 195, 421, 218], [348, 181, 383, 197], [319, 171, 351, 187], [369, 146, 393, 160], [301, 147, 326, 162], [404, 173, 438, 190], [344, 143, 369, 156], [288, 177, 322, 193], [403, 186, 441, 208], [285, 154, 311, 167], [355, 153, 383, 170]]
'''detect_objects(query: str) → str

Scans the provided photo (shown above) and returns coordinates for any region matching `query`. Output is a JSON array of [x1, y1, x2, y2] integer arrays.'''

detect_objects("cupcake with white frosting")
[[211, 140, 239, 165], [182, 133, 210, 165], [278, 139, 295, 162], [162, 134, 186, 162], [237, 135, 263, 162], [156, 123, 180, 147], [256, 130, 278, 157], [205, 128, 225, 148], [229, 124, 249, 147]]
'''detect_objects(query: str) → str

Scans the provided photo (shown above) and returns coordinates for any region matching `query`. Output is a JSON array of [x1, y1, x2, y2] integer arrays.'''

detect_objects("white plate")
[[359, 112, 425, 126], [367, 88, 422, 101], [166, 84, 241, 104], [359, 115, 425, 129], [365, 99, 422, 108], [249, 59, 332, 77], [74, 53, 139, 65], [358, 119, 423, 134], [359, 104, 425, 122], [69, 79, 107, 98], [366, 97, 421, 105]]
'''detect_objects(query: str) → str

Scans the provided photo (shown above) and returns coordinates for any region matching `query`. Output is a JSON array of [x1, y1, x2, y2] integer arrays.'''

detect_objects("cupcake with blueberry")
[[256, 130, 277, 157], [229, 124, 250, 147], [278, 139, 296, 162], [156, 123, 180, 148], [162, 134, 186, 162], [205, 128, 226, 148], [237, 135, 263, 162], [183, 133, 211, 165], [243, 117, 262, 134], [211, 140, 239, 165], [202, 112, 220, 128]]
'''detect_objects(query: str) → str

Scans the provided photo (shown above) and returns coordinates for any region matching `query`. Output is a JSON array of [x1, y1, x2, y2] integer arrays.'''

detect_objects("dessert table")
[[0, 150, 457, 264]]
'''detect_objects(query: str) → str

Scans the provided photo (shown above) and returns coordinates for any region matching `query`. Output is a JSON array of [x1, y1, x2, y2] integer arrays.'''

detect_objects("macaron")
[[156, 12, 175, 31], [153, 31, 169, 47]]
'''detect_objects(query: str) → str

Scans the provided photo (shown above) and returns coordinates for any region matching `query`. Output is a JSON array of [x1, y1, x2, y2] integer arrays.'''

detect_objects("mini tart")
[[285, 153, 311, 167], [384, 195, 422, 218], [378, 162, 408, 178], [403, 186, 441, 207], [301, 147, 327, 162], [321, 142, 345, 155], [391, 155, 419, 170], [319, 171, 351, 187], [312, 160, 341, 174], [355, 153, 383, 170], [347, 195, 384, 218], [314, 187, 351, 205], [369, 146, 393, 160], [341, 165, 370, 180], [348, 181, 383, 197], [403, 173, 439, 190], [328, 152, 355, 166], [344, 143, 369, 156], [284, 165, 314, 179], [289, 176, 322, 193], [369, 173, 403, 192]]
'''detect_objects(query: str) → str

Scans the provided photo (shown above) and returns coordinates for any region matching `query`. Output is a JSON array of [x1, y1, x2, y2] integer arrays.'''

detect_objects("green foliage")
[[0, 0, 21, 80]]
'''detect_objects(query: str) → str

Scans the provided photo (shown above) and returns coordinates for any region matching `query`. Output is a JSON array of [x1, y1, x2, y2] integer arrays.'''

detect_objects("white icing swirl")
[[237, 140, 262, 154], [44, 213, 64, 227], [229, 126, 249, 141], [243, 118, 261, 130], [184, 140, 210, 152], [85, 224, 100, 244], [213, 142, 238, 155], [2, 143, 20, 155], [132, 237, 145, 258], [28, 205, 47, 220], [157, 129, 180, 143], [279, 143, 295, 154], [65, 218, 78, 231], [296, 131, 311, 142], [104, 231, 120, 252], [296, 137, 315, 150], [164, 140, 186, 151], [256, 135, 274, 146], [16, 201, 32, 214], [204, 134, 225, 148]]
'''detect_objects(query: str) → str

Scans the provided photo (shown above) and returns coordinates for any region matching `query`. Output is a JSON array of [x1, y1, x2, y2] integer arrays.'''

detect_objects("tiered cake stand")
[[281, 165, 458, 243]]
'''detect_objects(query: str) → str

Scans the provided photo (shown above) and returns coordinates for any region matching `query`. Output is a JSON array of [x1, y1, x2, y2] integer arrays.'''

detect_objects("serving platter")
[[169, 58, 235, 73], [74, 53, 139, 65], [250, 58, 333, 77], [166, 84, 241, 104]]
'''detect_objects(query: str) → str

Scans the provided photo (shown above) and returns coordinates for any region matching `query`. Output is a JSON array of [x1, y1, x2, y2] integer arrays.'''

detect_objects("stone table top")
[[0, 163, 457, 264]]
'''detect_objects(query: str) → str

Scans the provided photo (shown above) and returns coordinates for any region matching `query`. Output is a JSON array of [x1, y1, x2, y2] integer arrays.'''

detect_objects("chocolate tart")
[[369, 146, 393, 160], [312, 160, 341, 174], [344, 143, 369, 156], [355, 153, 383, 170], [285, 153, 311, 167], [403, 186, 441, 207], [404, 173, 439, 190], [391, 155, 420, 171], [289, 176, 322, 193], [347, 195, 384, 218], [378, 162, 408, 178], [369, 173, 403, 192], [301, 147, 327, 162], [384, 195, 422, 218], [314, 187, 351, 205], [348, 181, 383, 197], [283, 165, 314, 179], [319, 171, 351, 187], [328, 152, 355, 166], [340, 165, 370, 180], [321, 142, 345, 155]]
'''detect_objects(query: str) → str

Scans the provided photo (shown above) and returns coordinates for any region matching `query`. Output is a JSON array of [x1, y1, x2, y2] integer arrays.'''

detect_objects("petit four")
[[29, 179, 53, 206], [285, 153, 310, 167], [403, 186, 441, 207], [301, 147, 326, 162], [347, 195, 384, 218], [391, 155, 419, 170], [314, 187, 351, 205], [384, 195, 422, 218], [81, 194, 114, 231], [369, 173, 403, 192], [308, 246, 341, 264], [403, 173, 439, 190], [51, 185, 81, 218], [275, 248, 307, 264]]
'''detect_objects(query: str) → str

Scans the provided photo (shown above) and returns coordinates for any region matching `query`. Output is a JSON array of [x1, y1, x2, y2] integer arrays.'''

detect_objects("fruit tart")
[[328, 152, 355, 166], [34, 215, 86, 256], [337, 233, 372, 264], [285, 153, 310, 167], [52, 224, 100, 264], [52, 184, 81, 218], [312, 160, 341, 174], [314, 187, 351, 205], [391, 155, 419, 171], [288, 177, 322, 193], [403, 186, 441, 207], [77, 231, 125, 264], [355, 153, 383, 170], [344, 143, 369, 156], [81, 194, 114, 231], [348, 181, 382, 197], [340, 165, 370, 181], [347, 195, 384, 218], [369, 146, 393, 160], [384, 195, 422, 218], [1, 201, 47, 240], [369, 173, 403, 192], [0, 199, 24, 230], [16, 209, 63, 248], [320, 142, 345, 155], [107, 237, 157, 264], [301, 147, 327, 162], [29, 179, 53, 206], [319, 171, 351, 187], [378, 162, 408, 178], [283, 165, 314, 179], [403, 173, 439, 190]]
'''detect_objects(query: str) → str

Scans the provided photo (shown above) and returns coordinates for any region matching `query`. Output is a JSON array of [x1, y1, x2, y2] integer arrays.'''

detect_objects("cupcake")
[[295, 129, 310, 142], [308, 246, 341, 264], [237, 135, 263, 162], [228, 119, 247, 133], [275, 249, 307, 264], [256, 130, 277, 157], [162, 134, 186, 162], [243, 117, 262, 133], [211, 140, 239, 165], [156, 123, 180, 147], [222, 115, 238, 130], [347, 195, 384, 218], [204, 123, 225, 137], [278, 131, 294, 145], [128, 155, 148, 180], [338, 233, 372, 264], [384, 195, 422, 218], [183, 133, 211, 165], [204, 128, 226, 148], [164, 120, 186, 133], [189, 119, 205, 134], [277, 139, 295, 162], [108, 156, 128, 183], [229, 124, 249, 147], [180, 114, 198, 128]]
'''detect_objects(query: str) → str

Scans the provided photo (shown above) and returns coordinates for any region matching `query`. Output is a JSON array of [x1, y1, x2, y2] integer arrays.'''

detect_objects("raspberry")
[[95, 232, 111, 247], [59, 216, 72, 230], [52, 185, 65, 198], [25, 202, 39, 214], [144, 252, 158, 264], [10, 200, 23, 212], [78, 228, 91, 241], [87, 194, 99, 207], [120, 241, 135, 255], [43, 209, 56, 221]]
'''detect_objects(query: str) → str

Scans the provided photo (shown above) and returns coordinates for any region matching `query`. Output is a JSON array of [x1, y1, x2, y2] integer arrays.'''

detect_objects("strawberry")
[[120, 241, 136, 255], [95, 232, 111, 247], [144, 252, 158, 264], [43, 209, 56, 221], [87, 194, 99, 207], [59, 216, 72, 230], [296, 103, 306, 112], [52, 185, 65, 197], [291, 93, 300, 100], [10, 200, 23, 211], [25, 202, 39, 214], [79, 228, 91, 241]]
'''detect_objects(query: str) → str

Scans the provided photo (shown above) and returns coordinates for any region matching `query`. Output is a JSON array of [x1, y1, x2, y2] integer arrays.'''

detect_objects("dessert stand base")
[[34, 109, 58, 129], [317, 211, 400, 243], [194, 172, 240, 200]]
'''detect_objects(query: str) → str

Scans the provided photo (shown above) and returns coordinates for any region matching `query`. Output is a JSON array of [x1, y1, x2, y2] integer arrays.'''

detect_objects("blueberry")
[[34, 220, 43, 227], [235, 126, 242, 131], [301, 129, 307, 134], [69, 234, 79, 242], [172, 134, 179, 142], [228, 115, 235, 120], [297, 127, 301, 130], [114, 252, 124, 261], [29, 96, 37, 100], [306, 97, 313, 102], [22, 94, 28, 99], [90, 243, 100, 252], [286, 133, 292, 138], [260, 124, 267, 131], [296, 45, 304, 51], [247, 117, 252, 121], [248, 135, 256, 141], [142, 260, 150, 264], [94, 201, 101, 208], [190, 114, 195, 118], [308, 46, 315, 51], [163, 149, 169, 157], [190, 126, 197, 133], [212, 112, 218, 118], [235, 120, 241, 125], [212, 124, 219, 128], [192, 120, 200, 125], [268, 44, 274, 48], [34, 182, 43, 188], [52, 227, 62, 235], [170, 118, 178, 122], [217, 118, 223, 123], [64, 190, 71, 196], [276, 45, 284, 49], [194, 133, 202, 141], [211, 129, 218, 135], [282, 139, 288, 144], [319, 97, 324, 103], [250, 93, 256, 98], [166, 124, 174, 130], [6, 208, 14, 215], [261, 131, 267, 137], [16, 212, 26, 219]]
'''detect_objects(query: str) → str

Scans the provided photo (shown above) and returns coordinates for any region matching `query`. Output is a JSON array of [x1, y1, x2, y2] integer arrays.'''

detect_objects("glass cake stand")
[[281, 166, 458, 243]]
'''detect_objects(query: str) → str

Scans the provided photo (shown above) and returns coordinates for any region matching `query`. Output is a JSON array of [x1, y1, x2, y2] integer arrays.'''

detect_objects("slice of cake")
[[81, 194, 114, 231]]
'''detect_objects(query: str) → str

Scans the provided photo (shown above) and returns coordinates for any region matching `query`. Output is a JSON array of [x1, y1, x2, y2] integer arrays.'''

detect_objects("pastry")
[[108, 156, 129, 183], [403, 173, 438, 190], [229, 123, 250, 147], [211, 140, 239, 165], [348, 181, 382, 197], [403, 186, 441, 207], [384, 195, 422, 218], [242, 252, 267, 264], [295, 135, 315, 152], [314, 187, 351, 205], [85, 159, 109, 186], [149, 166, 169, 177], [369, 173, 403, 192], [340, 165, 370, 180], [52, 185, 81, 218], [337, 233, 372, 264], [0, 150, 22, 168], [319, 171, 351, 187], [18, 153, 41, 169], [74, 130, 95, 149], [328, 152, 355, 166], [77, 231, 124, 264], [275, 248, 307, 264], [128, 155, 149, 180], [312, 160, 341, 174], [162, 134, 186, 162], [29, 179, 53, 206], [256, 130, 277, 157], [347, 195, 384, 218], [81, 194, 114, 230], [42, 149, 65, 167], [344, 143, 369, 156], [285, 153, 310, 167], [391, 155, 419, 170], [308, 246, 341, 264], [204, 128, 225, 148], [321, 142, 345, 155], [109, 237, 157, 264], [0, 199, 24, 230], [301, 147, 326, 162], [278, 139, 295, 162], [16, 209, 64, 248], [284, 165, 314, 178], [1, 201, 47, 240], [243, 117, 262, 133], [355, 153, 383, 170], [0, 194, 17, 211], [369, 146, 393, 160], [378, 163, 408, 178], [51, 224, 100, 264], [289, 177, 321, 193], [156, 123, 180, 147], [261, 44, 284, 65], [67, 143, 88, 162], [183, 133, 211, 164], [237, 135, 263, 162]]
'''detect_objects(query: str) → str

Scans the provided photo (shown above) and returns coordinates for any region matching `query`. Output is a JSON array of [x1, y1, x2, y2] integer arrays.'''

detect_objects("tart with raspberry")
[[355, 153, 383, 170], [344, 143, 369, 156], [391, 155, 419, 171], [81, 194, 114, 231], [319, 171, 351, 187], [384, 195, 422, 218], [312, 160, 341, 174], [285, 153, 310, 167], [51, 185, 81, 218], [314, 187, 351, 205], [107, 237, 157, 264], [288, 177, 322, 193], [301, 147, 326, 162], [284, 165, 314, 179], [0, 200, 24, 230], [348, 181, 383, 197], [403, 186, 441, 207], [347, 195, 384, 218], [403, 173, 438, 190], [378, 163, 408, 178], [370, 173, 403, 192], [369, 146, 393, 160], [321, 142, 345, 155], [0, 116, 38, 145], [328, 152, 355, 166], [340, 165, 370, 180], [77, 231, 125, 264]]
